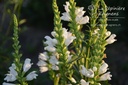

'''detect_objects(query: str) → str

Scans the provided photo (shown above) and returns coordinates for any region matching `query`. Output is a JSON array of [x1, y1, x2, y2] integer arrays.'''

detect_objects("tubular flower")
[[49, 55, 59, 70], [79, 65, 94, 78], [4, 64, 18, 82], [80, 79, 89, 85], [61, 2, 89, 25], [106, 34, 116, 44], [39, 52, 49, 61], [51, 28, 76, 46], [37, 60, 47, 67], [62, 28, 76, 46], [26, 71, 38, 81], [98, 62, 112, 81], [23, 58, 38, 80], [39, 67, 49, 73], [99, 62, 108, 75], [44, 36, 57, 52], [49, 56, 59, 65], [23, 58, 33, 72], [99, 72, 112, 81]]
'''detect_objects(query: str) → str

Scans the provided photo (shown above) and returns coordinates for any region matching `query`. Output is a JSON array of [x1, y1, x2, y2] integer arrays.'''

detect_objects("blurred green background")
[[0, 0, 128, 85]]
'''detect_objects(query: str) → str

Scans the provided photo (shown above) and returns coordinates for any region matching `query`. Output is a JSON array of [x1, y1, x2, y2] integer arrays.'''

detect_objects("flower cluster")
[[67, 61, 112, 85], [41, 0, 118, 84], [3, 58, 38, 85], [61, 2, 89, 25], [79, 61, 112, 85], [93, 28, 116, 44], [37, 28, 76, 73]]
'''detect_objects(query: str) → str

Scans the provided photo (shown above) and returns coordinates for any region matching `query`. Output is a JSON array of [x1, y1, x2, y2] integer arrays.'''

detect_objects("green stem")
[[86, 46, 90, 69], [54, 77, 60, 85]]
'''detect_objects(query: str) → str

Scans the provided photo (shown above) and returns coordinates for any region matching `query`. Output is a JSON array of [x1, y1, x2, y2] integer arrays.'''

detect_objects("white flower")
[[3, 82, 16, 85], [39, 66, 49, 73], [37, 60, 47, 67], [4, 64, 18, 82], [75, 8, 89, 25], [44, 36, 58, 46], [51, 65, 59, 70], [49, 56, 59, 65], [106, 31, 111, 37], [50, 28, 76, 46], [106, 34, 116, 44], [61, 12, 70, 21], [23, 58, 33, 72], [4, 74, 17, 82], [38, 52, 49, 61], [26, 71, 38, 81], [99, 72, 112, 81], [44, 36, 57, 52], [44, 46, 56, 52], [10, 64, 16, 69], [9, 65, 17, 77], [64, 2, 70, 12], [61, 2, 89, 25], [79, 65, 94, 78], [99, 62, 108, 74], [61, 2, 70, 21], [49, 56, 59, 70], [62, 28, 76, 46], [80, 79, 89, 85]]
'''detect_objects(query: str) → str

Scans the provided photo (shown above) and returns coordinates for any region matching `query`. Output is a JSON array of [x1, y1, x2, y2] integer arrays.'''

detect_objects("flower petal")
[[80, 65, 94, 78], [106, 34, 116, 44], [37, 60, 47, 67], [39, 66, 49, 73], [38, 52, 49, 61], [49, 56, 59, 65], [80, 79, 89, 85], [23, 58, 33, 72], [3, 82, 16, 85], [100, 72, 112, 81], [62, 28, 76, 46], [4, 64, 18, 82], [51, 65, 59, 70], [99, 62, 108, 74], [44, 46, 56, 52], [77, 16, 89, 24], [26, 71, 38, 81]]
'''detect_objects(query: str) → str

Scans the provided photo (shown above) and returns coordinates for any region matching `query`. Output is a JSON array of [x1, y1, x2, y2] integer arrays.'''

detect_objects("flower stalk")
[[3, 15, 38, 85]]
